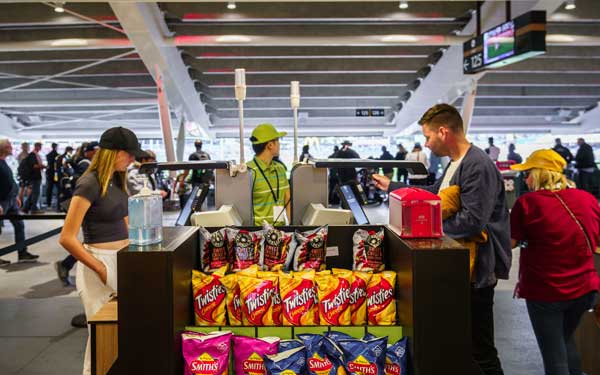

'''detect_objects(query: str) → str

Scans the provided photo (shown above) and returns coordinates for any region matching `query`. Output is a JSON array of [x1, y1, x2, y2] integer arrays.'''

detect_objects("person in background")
[[74, 142, 99, 179], [59, 126, 142, 375], [485, 137, 500, 161], [127, 150, 169, 198], [328, 145, 340, 204], [379, 146, 394, 180], [299, 144, 313, 163], [553, 138, 574, 165], [246, 123, 290, 226], [575, 137, 596, 194], [428, 152, 443, 185], [395, 143, 408, 183], [17, 142, 29, 164], [405, 143, 429, 186], [335, 140, 361, 185], [510, 149, 599, 375], [372, 103, 511, 375], [507, 144, 523, 164], [0, 139, 39, 264], [55, 146, 74, 209], [23, 142, 44, 213], [178, 140, 212, 206], [45, 142, 59, 209]]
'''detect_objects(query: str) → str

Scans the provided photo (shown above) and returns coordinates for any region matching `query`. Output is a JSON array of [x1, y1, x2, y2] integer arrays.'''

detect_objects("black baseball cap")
[[99, 127, 144, 158], [85, 141, 99, 152]]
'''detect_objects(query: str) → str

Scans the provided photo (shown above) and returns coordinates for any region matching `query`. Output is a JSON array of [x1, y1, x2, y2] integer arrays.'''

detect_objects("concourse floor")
[[0, 207, 543, 375]]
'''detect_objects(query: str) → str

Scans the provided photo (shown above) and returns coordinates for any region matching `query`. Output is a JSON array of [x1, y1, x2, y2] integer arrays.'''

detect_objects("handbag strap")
[[552, 191, 594, 254]]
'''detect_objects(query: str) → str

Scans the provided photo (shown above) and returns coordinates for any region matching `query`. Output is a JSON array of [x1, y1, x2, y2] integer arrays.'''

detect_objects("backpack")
[[17, 157, 32, 182]]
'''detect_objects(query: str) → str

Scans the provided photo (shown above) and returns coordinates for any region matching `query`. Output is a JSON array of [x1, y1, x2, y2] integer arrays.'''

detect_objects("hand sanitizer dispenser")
[[128, 176, 163, 245]]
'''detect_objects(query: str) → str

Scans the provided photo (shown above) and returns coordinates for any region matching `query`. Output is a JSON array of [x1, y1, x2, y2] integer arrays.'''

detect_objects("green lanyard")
[[253, 157, 280, 202]]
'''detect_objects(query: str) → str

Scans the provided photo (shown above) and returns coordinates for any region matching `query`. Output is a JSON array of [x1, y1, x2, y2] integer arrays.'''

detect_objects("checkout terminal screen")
[[175, 185, 208, 226], [339, 184, 370, 225]]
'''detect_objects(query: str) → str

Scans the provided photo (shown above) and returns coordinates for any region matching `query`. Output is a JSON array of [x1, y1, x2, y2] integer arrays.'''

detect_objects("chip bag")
[[264, 346, 307, 375], [220, 273, 242, 326], [239, 276, 276, 326], [293, 226, 328, 271], [338, 337, 388, 375], [280, 272, 319, 326], [261, 223, 296, 271], [182, 331, 232, 375], [385, 338, 408, 375], [315, 270, 352, 326], [325, 331, 354, 341], [353, 229, 385, 272], [238, 264, 260, 277], [233, 335, 280, 375], [333, 269, 371, 326], [367, 271, 396, 325], [200, 228, 229, 273], [192, 267, 227, 326], [258, 273, 282, 326], [227, 228, 263, 272], [298, 334, 346, 375]]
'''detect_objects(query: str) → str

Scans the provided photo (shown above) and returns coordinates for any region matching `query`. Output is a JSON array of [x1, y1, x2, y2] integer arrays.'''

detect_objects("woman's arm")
[[511, 239, 518, 249], [58, 196, 107, 283]]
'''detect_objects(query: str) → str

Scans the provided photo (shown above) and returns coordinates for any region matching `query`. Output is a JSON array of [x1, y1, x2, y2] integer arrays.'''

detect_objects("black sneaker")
[[54, 261, 69, 285], [0, 258, 10, 266], [71, 313, 87, 328], [18, 251, 39, 263]]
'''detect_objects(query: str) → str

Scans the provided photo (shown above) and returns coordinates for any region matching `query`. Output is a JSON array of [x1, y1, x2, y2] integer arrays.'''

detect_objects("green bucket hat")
[[250, 123, 287, 144]]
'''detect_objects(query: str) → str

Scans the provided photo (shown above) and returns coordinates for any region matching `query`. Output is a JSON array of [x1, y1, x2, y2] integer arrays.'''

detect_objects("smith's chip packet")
[[182, 331, 231, 375]]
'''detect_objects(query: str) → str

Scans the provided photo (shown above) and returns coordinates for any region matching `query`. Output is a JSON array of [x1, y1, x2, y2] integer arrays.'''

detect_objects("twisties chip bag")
[[200, 228, 229, 273], [338, 337, 388, 375], [232, 335, 280, 375], [264, 346, 307, 375], [315, 270, 352, 326], [280, 272, 319, 326], [366, 271, 396, 326], [353, 229, 385, 272], [239, 276, 275, 326], [227, 228, 263, 272], [261, 223, 296, 271], [220, 273, 242, 326], [385, 338, 408, 375], [333, 269, 372, 326], [258, 272, 283, 326], [192, 267, 227, 326], [293, 225, 328, 271], [298, 334, 346, 375], [182, 331, 232, 375]]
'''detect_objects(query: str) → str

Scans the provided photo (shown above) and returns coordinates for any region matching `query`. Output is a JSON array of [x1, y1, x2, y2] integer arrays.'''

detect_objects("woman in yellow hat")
[[510, 149, 600, 375]]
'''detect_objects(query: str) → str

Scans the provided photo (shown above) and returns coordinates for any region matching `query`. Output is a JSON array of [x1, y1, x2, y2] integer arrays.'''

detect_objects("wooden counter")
[[89, 299, 118, 375]]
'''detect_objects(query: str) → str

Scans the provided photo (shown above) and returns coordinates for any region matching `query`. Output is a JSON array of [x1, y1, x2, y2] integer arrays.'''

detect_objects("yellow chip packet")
[[220, 273, 243, 326], [192, 266, 228, 326], [279, 272, 319, 326], [239, 276, 276, 326], [315, 270, 352, 325], [366, 271, 396, 325]]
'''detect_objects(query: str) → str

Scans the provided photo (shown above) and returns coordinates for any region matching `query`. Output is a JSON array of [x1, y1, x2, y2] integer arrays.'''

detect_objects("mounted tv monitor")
[[483, 20, 515, 65]]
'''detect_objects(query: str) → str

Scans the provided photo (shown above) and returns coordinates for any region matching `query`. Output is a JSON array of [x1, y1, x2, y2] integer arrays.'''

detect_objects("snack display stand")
[[104, 225, 471, 375]]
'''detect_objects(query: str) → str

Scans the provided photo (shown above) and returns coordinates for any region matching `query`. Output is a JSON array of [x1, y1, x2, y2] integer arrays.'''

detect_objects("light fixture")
[[399, 1, 409, 9], [227, 1, 236, 10], [54, 1, 65, 13], [565, 0, 576, 10]]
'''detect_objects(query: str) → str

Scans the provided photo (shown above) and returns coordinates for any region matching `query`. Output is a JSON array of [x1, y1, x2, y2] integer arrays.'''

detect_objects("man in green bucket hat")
[[247, 123, 290, 226]]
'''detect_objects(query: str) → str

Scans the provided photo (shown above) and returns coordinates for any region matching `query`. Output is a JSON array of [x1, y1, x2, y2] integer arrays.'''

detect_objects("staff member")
[[373, 104, 511, 375], [59, 127, 143, 375], [510, 149, 599, 375], [247, 123, 290, 226]]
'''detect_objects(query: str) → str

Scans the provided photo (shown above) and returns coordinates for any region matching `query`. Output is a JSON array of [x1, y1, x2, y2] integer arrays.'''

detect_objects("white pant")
[[76, 245, 118, 375]]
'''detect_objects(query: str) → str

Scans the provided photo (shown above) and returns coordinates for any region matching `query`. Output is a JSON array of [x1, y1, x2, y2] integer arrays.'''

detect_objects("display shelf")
[[110, 225, 470, 375]]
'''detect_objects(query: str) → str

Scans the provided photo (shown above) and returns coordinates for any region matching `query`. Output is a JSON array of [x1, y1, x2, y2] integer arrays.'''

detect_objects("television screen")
[[483, 20, 515, 65]]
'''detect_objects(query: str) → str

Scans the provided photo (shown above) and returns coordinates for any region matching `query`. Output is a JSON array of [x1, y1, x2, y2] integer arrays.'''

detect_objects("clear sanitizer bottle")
[[128, 176, 163, 245]]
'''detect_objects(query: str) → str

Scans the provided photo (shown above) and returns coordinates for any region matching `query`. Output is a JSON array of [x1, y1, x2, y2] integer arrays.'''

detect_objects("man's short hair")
[[194, 140, 203, 149], [0, 139, 10, 156], [34, 142, 42, 148], [418, 104, 463, 133]]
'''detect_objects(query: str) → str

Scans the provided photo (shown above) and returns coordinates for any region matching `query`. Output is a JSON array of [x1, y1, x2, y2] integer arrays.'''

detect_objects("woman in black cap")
[[59, 126, 143, 375]]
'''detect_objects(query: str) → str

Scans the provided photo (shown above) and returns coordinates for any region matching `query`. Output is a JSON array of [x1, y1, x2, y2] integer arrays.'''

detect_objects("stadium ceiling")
[[0, 0, 599, 139]]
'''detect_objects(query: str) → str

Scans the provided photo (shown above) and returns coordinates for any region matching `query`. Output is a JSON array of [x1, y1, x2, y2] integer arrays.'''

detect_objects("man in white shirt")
[[485, 137, 500, 161]]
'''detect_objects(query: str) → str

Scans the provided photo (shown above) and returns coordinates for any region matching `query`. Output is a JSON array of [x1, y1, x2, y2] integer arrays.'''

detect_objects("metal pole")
[[290, 81, 300, 163], [293, 107, 299, 163], [235, 68, 247, 165], [476, 1, 483, 35], [506, 1, 512, 22], [238, 100, 245, 164]]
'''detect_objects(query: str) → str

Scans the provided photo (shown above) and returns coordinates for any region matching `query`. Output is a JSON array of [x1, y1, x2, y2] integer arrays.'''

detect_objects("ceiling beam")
[[109, 2, 211, 138]]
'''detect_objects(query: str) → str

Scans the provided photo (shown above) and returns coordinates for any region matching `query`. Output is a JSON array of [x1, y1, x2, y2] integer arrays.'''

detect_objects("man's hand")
[[0, 206, 3, 216], [15, 197, 21, 208], [372, 174, 391, 191]]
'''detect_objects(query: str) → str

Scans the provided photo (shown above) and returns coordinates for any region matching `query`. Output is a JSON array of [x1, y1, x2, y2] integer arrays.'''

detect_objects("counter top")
[[121, 226, 198, 253], [402, 236, 465, 251], [88, 298, 117, 323]]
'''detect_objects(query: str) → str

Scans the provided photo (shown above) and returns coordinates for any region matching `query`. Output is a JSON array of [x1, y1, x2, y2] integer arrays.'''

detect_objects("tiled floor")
[[0, 208, 544, 374]]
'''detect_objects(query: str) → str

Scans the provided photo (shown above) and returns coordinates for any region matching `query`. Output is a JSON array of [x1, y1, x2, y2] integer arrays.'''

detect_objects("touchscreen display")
[[339, 184, 370, 225]]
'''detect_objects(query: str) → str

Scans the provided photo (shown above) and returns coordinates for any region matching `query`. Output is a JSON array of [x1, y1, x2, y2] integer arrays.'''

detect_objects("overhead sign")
[[355, 108, 385, 117], [463, 10, 546, 74]]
